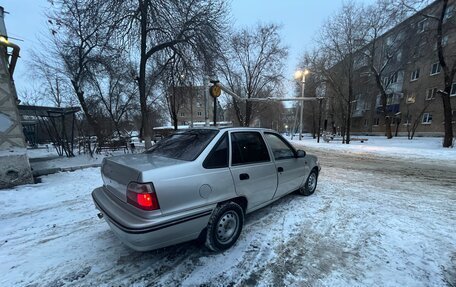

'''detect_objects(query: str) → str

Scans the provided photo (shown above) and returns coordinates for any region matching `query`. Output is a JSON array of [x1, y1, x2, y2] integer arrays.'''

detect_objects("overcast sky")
[[1, 0, 373, 97]]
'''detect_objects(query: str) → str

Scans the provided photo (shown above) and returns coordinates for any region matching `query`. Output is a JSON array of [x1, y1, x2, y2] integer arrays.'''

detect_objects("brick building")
[[326, 0, 456, 137], [171, 86, 225, 126]]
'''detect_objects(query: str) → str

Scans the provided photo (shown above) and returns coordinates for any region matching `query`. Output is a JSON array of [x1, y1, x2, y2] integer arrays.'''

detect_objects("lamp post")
[[294, 69, 309, 140], [317, 97, 324, 143]]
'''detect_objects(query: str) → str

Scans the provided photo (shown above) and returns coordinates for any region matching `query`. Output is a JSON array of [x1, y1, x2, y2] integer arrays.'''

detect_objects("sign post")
[[209, 81, 221, 126]]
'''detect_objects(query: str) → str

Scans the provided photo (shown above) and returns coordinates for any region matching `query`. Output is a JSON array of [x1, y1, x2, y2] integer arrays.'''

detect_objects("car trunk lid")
[[101, 153, 184, 203]]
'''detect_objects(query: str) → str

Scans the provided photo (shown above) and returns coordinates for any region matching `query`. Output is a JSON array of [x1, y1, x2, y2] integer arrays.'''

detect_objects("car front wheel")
[[298, 169, 318, 196], [205, 201, 244, 252]]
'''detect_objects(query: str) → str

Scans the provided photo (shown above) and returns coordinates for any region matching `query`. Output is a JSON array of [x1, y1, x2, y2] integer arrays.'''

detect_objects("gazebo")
[[18, 105, 81, 157]]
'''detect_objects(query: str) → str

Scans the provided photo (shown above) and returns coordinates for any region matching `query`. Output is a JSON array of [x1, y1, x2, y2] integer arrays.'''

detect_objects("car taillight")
[[126, 182, 160, 211]]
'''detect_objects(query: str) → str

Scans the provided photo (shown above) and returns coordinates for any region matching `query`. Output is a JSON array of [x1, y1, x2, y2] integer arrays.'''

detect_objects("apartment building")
[[327, 0, 456, 137], [171, 86, 225, 126]]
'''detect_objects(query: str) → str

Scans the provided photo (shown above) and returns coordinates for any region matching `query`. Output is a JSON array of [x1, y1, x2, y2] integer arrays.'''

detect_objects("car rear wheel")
[[298, 169, 318, 196], [205, 201, 244, 252]]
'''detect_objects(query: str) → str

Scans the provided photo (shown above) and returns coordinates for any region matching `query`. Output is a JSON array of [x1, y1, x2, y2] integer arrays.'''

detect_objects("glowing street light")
[[0, 36, 9, 44], [294, 69, 309, 81]]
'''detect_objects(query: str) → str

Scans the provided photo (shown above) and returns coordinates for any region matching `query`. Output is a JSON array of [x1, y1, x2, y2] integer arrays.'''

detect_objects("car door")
[[264, 132, 306, 198], [229, 131, 278, 208]]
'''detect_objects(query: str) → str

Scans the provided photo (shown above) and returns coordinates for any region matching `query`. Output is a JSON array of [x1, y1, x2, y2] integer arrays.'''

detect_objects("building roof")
[[18, 105, 81, 117]]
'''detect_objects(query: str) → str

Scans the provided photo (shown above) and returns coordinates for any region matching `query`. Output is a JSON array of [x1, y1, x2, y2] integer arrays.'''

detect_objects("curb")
[[32, 163, 101, 177]]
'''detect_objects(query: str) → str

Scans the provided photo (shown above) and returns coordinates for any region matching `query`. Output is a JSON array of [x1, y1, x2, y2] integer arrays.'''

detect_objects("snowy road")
[[1, 149, 455, 286]]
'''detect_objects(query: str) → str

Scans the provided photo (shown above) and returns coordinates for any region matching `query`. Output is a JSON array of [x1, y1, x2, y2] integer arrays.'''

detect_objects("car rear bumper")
[[92, 186, 213, 251]]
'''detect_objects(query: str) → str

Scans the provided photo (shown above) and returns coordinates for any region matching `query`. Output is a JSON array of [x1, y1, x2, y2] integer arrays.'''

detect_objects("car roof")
[[184, 127, 277, 133]]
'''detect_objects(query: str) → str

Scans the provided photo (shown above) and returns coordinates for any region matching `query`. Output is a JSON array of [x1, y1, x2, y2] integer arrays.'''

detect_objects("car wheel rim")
[[307, 173, 317, 191], [216, 211, 239, 244]]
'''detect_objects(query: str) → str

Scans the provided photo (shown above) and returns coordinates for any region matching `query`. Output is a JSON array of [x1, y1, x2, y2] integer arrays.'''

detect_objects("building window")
[[363, 119, 368, 127], [374, 118, 380, 126], [443, 35, 449, 46], [389, 72, 398, 84], [430, 62, 441, 75], [434, 35, 449, 50], [385, 36, 392, 48], [196, 102, 202, 108], [375, 95, 382, 107], [444, 4, 454, 21], [396, 50, 402, 62], [180, 112, 185, 117], [411, 68, 420, 81], [354, 54, 367, 70], [197, 111, 202, 116], [451, 82, 456, 96], [384, 93, 400, 105], [417, 19, 427, 33], [422, 113, 432, 124], [406, 93, 416, 104], [426, 88, 437, 100]]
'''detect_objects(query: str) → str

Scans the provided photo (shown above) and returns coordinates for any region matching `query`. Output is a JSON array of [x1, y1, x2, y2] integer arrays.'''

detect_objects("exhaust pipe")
[[97, 213, 104, 219]]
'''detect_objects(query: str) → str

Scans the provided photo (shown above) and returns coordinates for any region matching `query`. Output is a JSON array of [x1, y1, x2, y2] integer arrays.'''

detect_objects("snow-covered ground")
[[289, 135, 456, 163], [1, 150, 455, 286]]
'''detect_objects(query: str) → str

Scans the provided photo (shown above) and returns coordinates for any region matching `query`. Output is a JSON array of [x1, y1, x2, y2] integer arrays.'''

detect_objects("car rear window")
[[146, 129, 218, 161]]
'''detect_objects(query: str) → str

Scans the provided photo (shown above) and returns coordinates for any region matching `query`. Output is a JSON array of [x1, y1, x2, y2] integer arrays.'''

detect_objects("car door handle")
[[239, 173, 250, 180], [277, 167, 284, 173]]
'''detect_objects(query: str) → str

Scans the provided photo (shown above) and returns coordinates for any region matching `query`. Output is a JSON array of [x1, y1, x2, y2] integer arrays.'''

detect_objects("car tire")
[[205, 201, 244, 252], [298, 169, 318, 196]]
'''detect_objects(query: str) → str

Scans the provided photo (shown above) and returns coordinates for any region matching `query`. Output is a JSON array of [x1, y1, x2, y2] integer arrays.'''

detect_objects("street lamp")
[[294, 69, 309, 140]]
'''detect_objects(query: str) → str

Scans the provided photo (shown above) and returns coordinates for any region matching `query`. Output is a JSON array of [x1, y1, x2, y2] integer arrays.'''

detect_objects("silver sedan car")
[[92, 127, 320, 252]]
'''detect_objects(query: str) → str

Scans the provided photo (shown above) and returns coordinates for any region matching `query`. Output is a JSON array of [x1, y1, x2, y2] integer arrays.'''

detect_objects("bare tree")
[[45, 0, 121, 143], [315, 1, 367, 144], [113, 0, 228, 146], [87, 55, 137, 138], [218, 24, 288, 127], [254, 101, 285, 130], [363, 0, 408, 139], [404, 97, 432, 139], [17, 87, 45, 106], [399, 0, 456, 147], [26, 51, 77, 108]]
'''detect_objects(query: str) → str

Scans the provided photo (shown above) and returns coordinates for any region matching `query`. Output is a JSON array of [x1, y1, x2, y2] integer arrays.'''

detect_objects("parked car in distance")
[[92, 127, 320, 252]]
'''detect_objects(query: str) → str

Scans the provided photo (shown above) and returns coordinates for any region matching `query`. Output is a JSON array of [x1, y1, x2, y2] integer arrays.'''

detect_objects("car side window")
[[264, 133, 296, 160], [231, 132, 270, 165], [203, 133, 228, 169]]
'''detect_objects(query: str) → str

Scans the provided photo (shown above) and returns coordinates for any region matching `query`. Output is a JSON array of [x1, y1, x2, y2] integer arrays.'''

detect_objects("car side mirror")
[[296, 150, 306, 158]]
